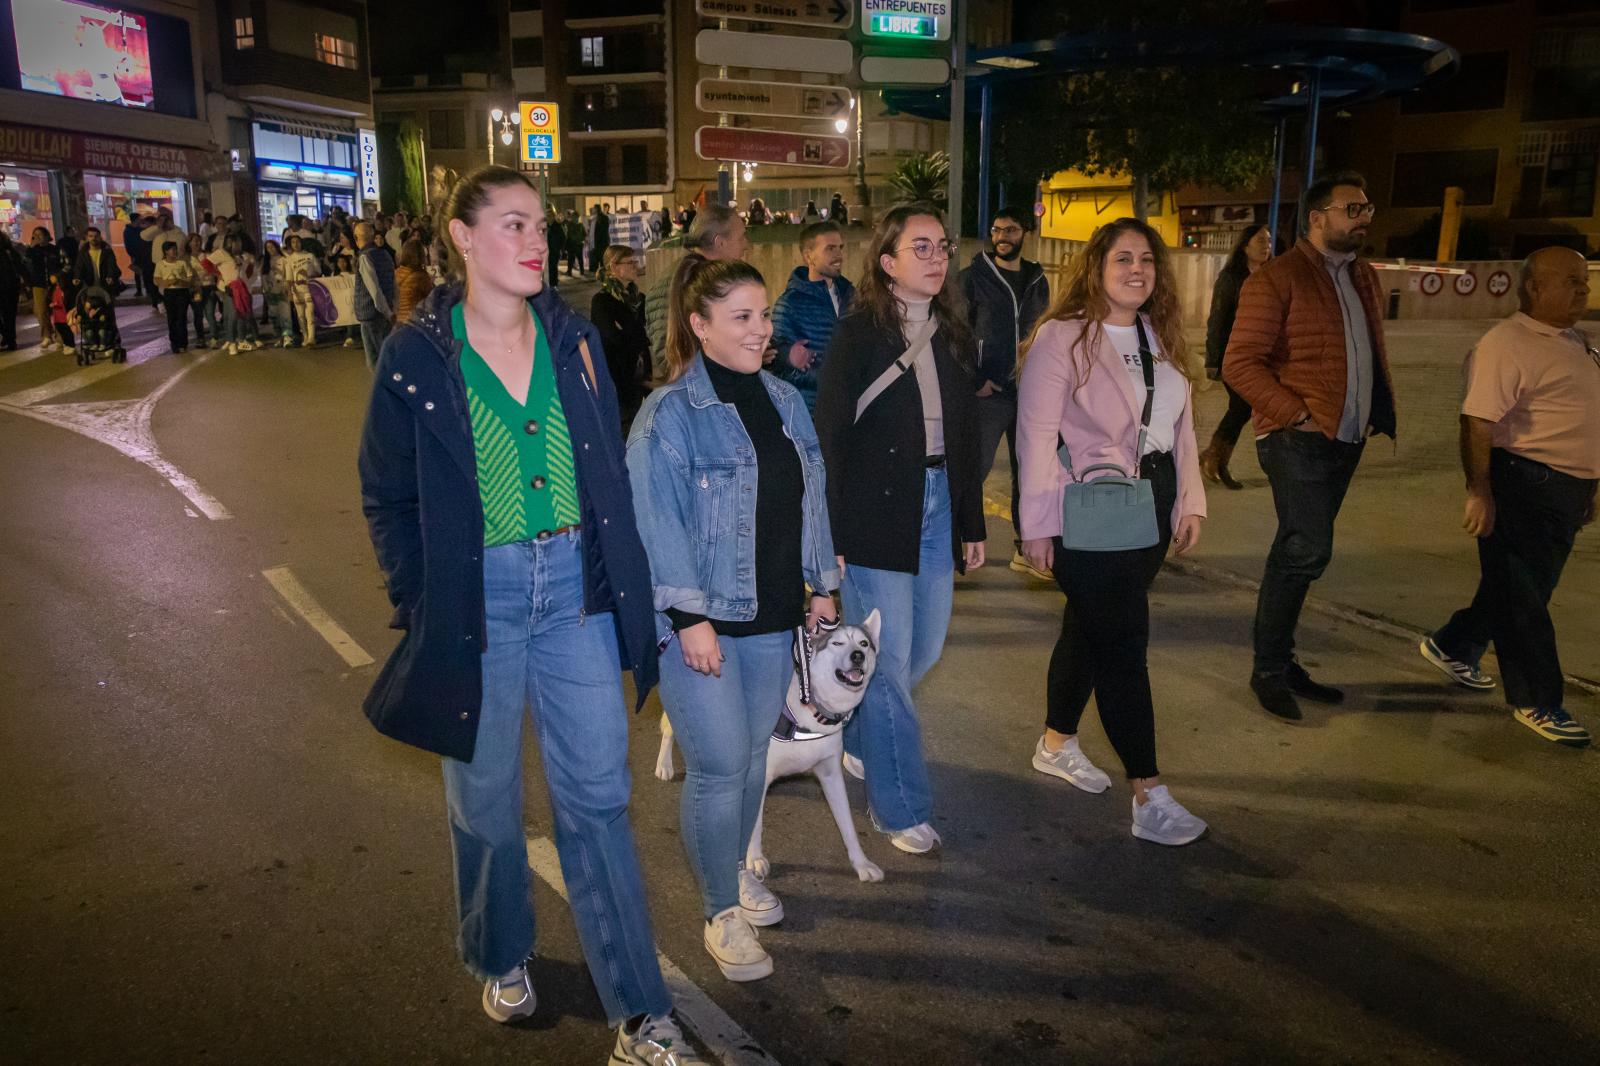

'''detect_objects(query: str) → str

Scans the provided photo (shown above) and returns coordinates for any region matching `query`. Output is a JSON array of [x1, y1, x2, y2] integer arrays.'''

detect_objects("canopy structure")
[[882, 25, 1461, 240]]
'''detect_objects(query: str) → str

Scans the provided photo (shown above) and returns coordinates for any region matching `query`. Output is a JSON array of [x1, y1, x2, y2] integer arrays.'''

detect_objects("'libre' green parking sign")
[[861, 0, 951, 42]]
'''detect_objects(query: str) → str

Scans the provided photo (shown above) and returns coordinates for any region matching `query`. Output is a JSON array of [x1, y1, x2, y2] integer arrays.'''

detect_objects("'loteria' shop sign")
[[0, 121, 231, 182]]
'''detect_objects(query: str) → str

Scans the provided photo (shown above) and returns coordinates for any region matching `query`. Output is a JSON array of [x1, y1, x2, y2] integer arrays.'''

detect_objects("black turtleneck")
[[666, 356, 806, 637]]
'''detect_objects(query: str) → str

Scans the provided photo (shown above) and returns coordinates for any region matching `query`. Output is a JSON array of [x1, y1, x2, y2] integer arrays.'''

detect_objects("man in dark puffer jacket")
[[770, 221, 854, 413]]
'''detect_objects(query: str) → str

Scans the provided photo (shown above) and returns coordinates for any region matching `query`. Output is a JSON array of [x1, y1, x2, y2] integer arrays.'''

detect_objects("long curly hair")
[[1017, 217, 1197, 387], [851, 202, 970, 360]]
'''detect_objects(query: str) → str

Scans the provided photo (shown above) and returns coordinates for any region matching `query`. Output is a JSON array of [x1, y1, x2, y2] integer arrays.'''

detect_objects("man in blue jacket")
[[959, 207, 1050, 578], [770, 220, 854, 412], [352, 221, 395, 371]]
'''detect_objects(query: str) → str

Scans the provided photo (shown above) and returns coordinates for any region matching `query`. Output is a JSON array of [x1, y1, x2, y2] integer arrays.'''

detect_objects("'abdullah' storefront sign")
[[0, 121, 230, 182]]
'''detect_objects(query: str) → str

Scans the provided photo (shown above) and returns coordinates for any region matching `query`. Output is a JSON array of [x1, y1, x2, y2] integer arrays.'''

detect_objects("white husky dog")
[[655, 610, 884, 882]]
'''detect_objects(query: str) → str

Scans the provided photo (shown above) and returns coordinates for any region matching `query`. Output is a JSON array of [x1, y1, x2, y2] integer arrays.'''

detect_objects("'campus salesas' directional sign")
[[695, 126, 851, 169], [696, 78, 852, 121], [696, 0, 853, 29], [861, 0, 952, 42], [695, 29, 855, 75], [518, 101, 561, 164]]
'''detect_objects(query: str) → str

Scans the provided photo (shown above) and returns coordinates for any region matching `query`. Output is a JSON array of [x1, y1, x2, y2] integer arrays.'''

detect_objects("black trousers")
[[1253, 430, 1365, 674], [1213, 382, 1253, 446], [1432, 450, 1596, 710], [1047, 451, 1177, 779], [163, 290, 189, 350], [0, 286, 17, 347]]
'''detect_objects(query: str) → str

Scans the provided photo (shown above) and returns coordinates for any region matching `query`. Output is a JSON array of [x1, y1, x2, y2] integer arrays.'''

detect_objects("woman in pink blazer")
[[1015, 218, 1209, 847]]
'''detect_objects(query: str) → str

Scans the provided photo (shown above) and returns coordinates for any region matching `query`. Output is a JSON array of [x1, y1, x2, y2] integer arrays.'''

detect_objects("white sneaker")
[[1131, 785, 1207, 846], [481, 961, 536, 1023], [1009, 549, 1053, 581], [737, 865, 783, 926], [1031, 735, 1111, 793], [612, 1012, 706, 1064], [343, 336, 356, 348], [703, 906, 772, 982], [842, 752, 865, 780], [225, 342, 238, 355], [238, 341, 256, 351], [886, 821, 942, 854]]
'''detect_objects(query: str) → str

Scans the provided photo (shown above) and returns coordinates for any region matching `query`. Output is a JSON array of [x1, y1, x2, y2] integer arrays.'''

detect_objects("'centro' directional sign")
[[861, 0, 951, 42], [695, 126, 851, 169], [696, 78, 852, 121], [696, 0, 853, 29]]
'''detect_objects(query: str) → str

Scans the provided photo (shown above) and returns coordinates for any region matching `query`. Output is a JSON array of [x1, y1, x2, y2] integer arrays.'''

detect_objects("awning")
[[249, 108, 358, 141]]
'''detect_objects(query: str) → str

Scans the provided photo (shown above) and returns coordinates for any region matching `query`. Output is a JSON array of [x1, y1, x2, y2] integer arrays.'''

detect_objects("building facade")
[[0, 0, 229, 271], [207, 0, 375, 244]]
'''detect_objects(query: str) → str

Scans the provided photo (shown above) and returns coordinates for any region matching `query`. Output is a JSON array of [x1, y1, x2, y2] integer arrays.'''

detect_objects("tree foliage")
[[384, 118, 427, 217], [886, 151, 951, 211]]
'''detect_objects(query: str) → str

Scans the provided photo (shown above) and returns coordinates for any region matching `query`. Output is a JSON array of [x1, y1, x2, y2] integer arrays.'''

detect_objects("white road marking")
[[524, 836, 782, 1066], [0, 359, 136, 407], [261, 566, 375, 668], [0, 348, 233, 519], [0, 345, 55, 369]]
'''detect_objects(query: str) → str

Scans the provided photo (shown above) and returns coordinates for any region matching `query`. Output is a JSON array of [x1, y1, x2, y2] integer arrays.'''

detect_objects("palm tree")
[[885, 152, 950, 212]]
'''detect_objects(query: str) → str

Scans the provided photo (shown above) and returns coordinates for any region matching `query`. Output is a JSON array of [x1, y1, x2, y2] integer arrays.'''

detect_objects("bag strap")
[[854, 317, 937, 424], [1132, 315, 1157, 474], [577, 336, 599, 391]]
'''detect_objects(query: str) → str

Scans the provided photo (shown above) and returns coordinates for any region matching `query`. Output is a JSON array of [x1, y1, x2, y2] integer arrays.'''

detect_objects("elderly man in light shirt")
[[1421, 246, 1600, 747]]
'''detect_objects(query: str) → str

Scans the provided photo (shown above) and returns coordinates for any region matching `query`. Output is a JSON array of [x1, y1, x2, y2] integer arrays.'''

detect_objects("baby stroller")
[[73, 282, 126, 365]]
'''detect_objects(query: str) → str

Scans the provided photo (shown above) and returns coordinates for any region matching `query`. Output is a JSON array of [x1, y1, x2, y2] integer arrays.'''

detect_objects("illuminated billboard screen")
[[13, 1, 155, 109]]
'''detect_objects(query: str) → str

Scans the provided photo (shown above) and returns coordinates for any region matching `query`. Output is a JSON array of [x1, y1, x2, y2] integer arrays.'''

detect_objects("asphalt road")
[[2, 298, 1596, 1065]]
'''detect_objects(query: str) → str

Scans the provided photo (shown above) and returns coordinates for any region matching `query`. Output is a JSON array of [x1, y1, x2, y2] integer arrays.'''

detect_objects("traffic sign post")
[[861, 0, 952, 42], [695, 127, 851, 169], [696, 0, 852, 29], [697, 78, 851, 121], [518, 102, 561, 165]]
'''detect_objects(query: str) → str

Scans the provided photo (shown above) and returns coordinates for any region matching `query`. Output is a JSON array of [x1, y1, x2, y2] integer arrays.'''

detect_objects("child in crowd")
[[48, 269, 76, 356]]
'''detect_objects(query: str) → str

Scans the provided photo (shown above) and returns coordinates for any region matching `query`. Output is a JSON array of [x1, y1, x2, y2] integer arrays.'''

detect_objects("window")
[[315, 33, 359, 70], [621, 144, 649, 184], [429, 110, 467, 150], [583, 145, 608, 185], [1514, 128, 1600, 217], [1391, 148, 1499, 207], [511, 37, 544, 67], [1400, 52, 1508, 114], [1528, 26, 1600, 121], [235, 16, 255, 49], [581, 36, 606, 69]]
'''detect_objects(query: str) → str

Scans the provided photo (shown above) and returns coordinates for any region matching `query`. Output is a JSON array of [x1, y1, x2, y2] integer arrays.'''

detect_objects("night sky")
[[369, 0, 498, 75]]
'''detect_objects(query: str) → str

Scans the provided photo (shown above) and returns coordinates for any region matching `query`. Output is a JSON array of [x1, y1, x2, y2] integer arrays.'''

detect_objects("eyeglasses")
[[1321, 202, 1377, 221], [897, 238, 958, 261]]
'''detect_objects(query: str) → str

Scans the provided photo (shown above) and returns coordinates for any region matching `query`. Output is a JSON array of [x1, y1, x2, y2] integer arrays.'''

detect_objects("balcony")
[[569, 106, 668, 134], [565, 0, 665, 28], [566, 33, 665, 80]]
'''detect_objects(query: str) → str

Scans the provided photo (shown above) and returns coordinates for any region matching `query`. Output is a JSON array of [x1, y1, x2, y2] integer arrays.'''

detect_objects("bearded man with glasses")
[[960, 209, 1051, 579], [1223, 171, 1399, 722]]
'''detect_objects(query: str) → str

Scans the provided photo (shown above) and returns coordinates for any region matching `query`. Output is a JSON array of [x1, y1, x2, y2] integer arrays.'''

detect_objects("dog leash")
[[792, 617, 841, 715]]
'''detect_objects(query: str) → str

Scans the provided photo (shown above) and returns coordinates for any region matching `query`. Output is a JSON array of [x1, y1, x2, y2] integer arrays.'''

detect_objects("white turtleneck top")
[[900, 294, 943, 458]]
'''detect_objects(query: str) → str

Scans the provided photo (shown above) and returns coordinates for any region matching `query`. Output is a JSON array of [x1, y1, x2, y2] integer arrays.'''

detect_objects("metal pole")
[[1266, 116, 1286, 248], [946, 0, 967, 240], [977, 81, 992, 238], [1300, 67, 1323, 210]]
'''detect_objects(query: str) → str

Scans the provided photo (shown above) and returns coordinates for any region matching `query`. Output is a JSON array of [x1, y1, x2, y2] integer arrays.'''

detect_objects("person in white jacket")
[[205, 240, 247, 354], [281, 235, 320, 348]]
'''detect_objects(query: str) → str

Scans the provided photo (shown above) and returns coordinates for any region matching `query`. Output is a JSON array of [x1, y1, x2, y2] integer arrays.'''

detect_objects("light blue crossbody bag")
[[1057, 317, 1159, 551]]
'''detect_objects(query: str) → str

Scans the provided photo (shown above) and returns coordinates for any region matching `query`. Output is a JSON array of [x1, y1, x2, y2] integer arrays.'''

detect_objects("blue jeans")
[[658, 630, 791, 919], [841, 468, 954, 832], [360, 316, 391, 371], [441, 533, 670, 1025]]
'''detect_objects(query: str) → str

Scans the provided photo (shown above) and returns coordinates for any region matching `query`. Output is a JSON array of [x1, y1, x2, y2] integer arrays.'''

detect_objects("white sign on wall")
[[358, 128, 380, 210]]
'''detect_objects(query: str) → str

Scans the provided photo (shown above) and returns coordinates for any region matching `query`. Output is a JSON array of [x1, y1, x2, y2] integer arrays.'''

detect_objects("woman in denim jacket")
[[627, 255, 840, 984]]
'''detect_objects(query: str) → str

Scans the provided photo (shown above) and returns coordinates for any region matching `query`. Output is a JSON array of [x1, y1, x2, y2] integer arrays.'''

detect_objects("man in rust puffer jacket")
[[1223, 171, 1397, 722]]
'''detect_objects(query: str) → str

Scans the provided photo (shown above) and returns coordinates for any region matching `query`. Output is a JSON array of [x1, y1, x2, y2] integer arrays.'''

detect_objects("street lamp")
[[491, 107, 521, 147]]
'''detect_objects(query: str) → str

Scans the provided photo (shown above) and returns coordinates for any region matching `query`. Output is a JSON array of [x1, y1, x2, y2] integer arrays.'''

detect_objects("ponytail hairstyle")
[[851, 202, 971, 360], [1016, 216, 1197, 388], [661, 253, 767, 384], [435, 164, 539, 283]]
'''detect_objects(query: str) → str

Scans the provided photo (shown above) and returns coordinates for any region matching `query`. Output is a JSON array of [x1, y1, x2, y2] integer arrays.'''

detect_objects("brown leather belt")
[[534, 524, 581, 542]]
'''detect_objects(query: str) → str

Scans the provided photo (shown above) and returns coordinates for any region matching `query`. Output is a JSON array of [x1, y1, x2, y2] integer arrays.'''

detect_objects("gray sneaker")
[[481, 961, 536, 1023], [611, 1013, 706, 1065], [1031, 735, 1111, 793], [1131, 785, 1208, 846]]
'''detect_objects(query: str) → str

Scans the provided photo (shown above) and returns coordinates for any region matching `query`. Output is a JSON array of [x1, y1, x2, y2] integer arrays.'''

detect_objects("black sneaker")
[[1286, 660, 1343, 704], [1250, 672, 1303, 721]]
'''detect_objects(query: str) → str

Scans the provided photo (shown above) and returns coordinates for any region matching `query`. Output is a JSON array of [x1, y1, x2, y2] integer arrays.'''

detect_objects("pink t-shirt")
[[1461, 312, 1600, 479]]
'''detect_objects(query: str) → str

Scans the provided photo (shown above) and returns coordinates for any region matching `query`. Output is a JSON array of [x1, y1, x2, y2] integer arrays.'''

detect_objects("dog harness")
[[774, 617, 847, 743]]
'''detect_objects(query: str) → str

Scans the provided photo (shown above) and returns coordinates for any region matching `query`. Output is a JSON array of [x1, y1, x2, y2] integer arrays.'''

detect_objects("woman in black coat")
[[1199, 224, 1272, 489], [589, 244, 652, 425], [814, 203, 987, 857]]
